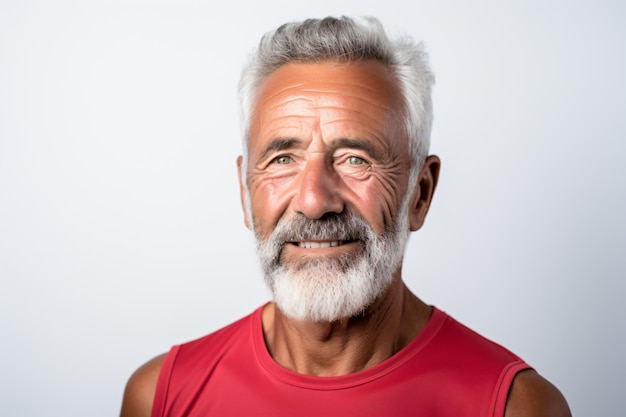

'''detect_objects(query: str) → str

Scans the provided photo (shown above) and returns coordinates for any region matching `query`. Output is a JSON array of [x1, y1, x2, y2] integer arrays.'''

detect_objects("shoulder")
[[435, 310, 524, 364], [505, 369, 571, 417], [119, 307, 263, 417], [120, 353, 167, 417]]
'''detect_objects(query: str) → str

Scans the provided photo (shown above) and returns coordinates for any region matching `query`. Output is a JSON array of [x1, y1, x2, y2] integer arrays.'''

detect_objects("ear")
[[237, 155, 251, 229], [408, 155, 441, 231]]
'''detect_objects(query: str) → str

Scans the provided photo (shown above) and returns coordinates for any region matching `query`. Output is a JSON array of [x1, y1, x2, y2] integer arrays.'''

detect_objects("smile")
[[296, 240, 345, 248]]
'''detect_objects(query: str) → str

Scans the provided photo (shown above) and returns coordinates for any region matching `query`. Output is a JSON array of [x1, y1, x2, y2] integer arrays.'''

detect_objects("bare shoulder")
[[120, 353, 167, 417], [505, 369, 571, 417]]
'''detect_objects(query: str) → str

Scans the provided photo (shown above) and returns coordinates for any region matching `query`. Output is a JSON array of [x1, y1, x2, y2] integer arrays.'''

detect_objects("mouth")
[[295, 240, 344, 249], [287, 239, 360, 249]]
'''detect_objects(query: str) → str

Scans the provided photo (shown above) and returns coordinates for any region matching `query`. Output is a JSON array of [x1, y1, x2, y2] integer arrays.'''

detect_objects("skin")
[[239, 60, 434, 376], [120, 60, 571, 417]]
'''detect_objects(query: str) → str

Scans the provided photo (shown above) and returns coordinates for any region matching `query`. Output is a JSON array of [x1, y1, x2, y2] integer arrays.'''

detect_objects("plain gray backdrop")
[[1, 1, 624, 416]]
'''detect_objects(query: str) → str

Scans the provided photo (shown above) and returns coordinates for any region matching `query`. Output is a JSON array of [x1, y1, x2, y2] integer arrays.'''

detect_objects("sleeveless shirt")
[[152, 306, 530, 416]]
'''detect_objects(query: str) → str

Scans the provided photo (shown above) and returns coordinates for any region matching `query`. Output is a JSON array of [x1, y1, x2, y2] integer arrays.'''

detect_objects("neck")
[[261, 278, 432, 376]]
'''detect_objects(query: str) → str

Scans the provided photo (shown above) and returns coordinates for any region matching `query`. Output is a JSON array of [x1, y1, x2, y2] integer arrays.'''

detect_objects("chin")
[[268, 255, 395, 323]]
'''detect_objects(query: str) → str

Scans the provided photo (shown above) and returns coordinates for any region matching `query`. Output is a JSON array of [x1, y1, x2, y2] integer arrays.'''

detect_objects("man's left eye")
[[347, 156, 366, 165]]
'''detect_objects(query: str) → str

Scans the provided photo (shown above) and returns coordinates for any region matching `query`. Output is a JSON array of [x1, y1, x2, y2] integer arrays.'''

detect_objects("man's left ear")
[[408, 155, 441, 231]]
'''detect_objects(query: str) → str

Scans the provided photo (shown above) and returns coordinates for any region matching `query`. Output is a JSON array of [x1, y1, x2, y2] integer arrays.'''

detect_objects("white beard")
[[254, 205, 410, 322]]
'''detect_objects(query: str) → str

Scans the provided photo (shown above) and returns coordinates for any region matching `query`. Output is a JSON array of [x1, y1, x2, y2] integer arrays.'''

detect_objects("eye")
[[346, 156, 366, 165], [272, 155, 294, 165]]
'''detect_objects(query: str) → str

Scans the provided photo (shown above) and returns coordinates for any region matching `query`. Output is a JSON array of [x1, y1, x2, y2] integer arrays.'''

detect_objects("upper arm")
[[120, 354, 167, 417], [504, 369, 571, 417]]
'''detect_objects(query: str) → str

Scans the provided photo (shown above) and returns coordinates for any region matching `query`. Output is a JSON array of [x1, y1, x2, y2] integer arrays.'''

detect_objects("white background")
[[1, 1, 624, 416]]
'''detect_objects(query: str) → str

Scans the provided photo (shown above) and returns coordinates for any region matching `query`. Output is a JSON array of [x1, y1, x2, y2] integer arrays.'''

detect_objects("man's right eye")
[[272, 155, 293, 164]]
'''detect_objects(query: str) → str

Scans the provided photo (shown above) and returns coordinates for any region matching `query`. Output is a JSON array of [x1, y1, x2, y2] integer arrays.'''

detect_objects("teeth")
[[298, 241, 343, 248]]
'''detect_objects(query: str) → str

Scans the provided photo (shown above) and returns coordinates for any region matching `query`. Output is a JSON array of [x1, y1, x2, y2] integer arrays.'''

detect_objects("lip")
[[280, 240, 361, 264]]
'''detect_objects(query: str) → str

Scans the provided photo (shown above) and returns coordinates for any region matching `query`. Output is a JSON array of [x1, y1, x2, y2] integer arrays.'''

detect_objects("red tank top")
[[152, 306, 530, 417]]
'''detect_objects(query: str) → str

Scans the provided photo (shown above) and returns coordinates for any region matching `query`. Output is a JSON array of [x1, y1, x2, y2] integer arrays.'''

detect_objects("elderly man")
[[121, 16, 570, 416]]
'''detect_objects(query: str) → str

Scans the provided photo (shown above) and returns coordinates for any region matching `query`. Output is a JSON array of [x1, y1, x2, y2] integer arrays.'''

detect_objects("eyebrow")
[[258, 137, 304, 161], [330, 138, 377, 158], [257, 136, 379, 161]]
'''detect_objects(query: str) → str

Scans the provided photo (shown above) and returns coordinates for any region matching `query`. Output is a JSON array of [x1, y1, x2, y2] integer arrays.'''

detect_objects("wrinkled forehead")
[[247, 60, 405, 147]]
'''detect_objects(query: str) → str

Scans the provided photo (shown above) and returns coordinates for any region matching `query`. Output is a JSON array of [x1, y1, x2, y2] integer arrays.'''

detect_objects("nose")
[[292, 156, 344, 219]]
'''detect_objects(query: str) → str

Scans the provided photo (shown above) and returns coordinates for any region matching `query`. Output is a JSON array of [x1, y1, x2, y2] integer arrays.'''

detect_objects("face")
[[239, 60, 415, 322]]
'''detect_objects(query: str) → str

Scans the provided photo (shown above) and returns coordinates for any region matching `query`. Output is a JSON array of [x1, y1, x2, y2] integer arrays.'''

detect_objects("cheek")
[[249, 178, 294, 235], [343, 174, 406, 233]]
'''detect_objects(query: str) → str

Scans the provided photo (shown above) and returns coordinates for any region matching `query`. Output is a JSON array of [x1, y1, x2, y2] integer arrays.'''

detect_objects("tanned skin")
[[120, 61, 570, 417]]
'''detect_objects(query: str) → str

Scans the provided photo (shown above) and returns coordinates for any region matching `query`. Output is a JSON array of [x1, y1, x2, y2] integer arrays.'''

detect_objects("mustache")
[[269, 212, 373, 244], [255, 212, 377, 273]]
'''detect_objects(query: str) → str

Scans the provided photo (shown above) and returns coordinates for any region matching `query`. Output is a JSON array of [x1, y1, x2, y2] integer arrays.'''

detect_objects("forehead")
[[248, 60, 403, 147]]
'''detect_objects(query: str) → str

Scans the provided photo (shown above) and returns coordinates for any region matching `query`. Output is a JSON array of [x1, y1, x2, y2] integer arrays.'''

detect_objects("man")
[[121, 16, 570, 416]]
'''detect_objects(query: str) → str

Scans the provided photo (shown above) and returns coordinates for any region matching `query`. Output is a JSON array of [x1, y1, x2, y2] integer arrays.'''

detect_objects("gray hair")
[[238, 15, 434, 191]]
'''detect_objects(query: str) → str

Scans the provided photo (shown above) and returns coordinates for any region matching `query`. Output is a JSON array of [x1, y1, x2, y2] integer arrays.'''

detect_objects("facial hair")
[[254, 206, 410, 323]]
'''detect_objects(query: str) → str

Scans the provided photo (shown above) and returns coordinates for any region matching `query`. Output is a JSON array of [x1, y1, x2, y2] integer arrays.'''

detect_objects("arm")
[[504, 369, 571, 417], [120, 354, 167, 417]]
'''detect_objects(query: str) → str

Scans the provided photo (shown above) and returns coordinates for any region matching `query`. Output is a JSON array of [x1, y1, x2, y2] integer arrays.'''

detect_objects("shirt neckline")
[[251, 304, 446, 390]]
